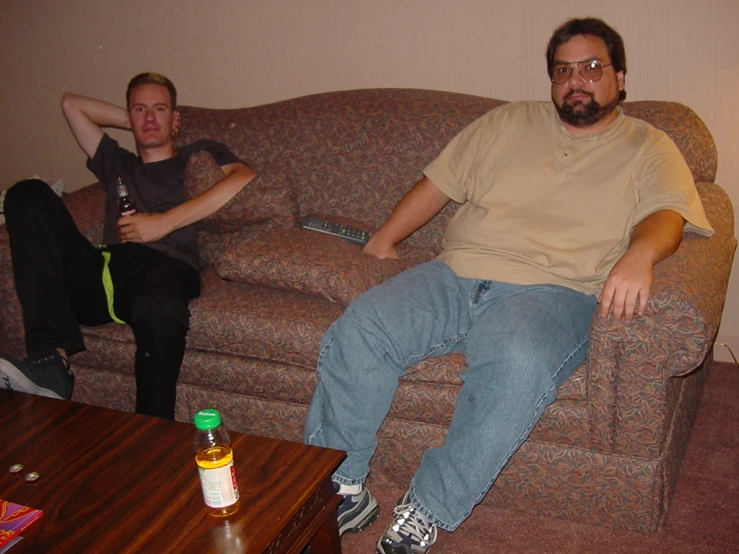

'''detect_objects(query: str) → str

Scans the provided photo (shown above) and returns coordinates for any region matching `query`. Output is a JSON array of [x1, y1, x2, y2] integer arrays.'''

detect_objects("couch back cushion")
[[176, 90, 502, 251], [184, 150, 296, 233], [176, 90, 716, 252]]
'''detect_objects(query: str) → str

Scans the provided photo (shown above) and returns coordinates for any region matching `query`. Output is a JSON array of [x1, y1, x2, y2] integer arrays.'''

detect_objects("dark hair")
[[546, 18, 627, 101], [125, 72, 178, 109]]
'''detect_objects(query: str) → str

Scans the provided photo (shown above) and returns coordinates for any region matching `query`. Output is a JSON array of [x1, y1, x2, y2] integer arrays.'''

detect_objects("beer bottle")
[[116, 177, 137, 217]]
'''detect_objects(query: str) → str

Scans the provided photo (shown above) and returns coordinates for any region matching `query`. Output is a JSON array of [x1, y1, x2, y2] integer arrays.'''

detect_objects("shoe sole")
[[339, 501, 380, 536], [0, 358, 64, 399]]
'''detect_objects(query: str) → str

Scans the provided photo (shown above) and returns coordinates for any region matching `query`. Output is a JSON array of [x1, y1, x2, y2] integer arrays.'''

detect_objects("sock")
[[337, 482, 363, 496]]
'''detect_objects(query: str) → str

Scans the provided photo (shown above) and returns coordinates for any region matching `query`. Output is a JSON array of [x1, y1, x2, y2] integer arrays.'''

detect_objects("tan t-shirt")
[[424, 101, 713, 296]]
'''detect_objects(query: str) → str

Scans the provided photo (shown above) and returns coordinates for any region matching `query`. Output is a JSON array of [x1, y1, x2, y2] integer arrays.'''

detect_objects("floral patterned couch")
[[0, 89, 734, 533]]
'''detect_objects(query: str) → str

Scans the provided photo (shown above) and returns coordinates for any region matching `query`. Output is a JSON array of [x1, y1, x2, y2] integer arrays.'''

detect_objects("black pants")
[[5, 179, 200, 418]]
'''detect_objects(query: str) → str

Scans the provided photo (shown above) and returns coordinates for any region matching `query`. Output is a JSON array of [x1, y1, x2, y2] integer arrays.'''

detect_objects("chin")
[[565, 99, 591, 112], [136, 136, 167, 148]]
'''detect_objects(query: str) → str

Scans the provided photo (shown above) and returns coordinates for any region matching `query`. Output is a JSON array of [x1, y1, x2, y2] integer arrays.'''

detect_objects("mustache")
[[564, 89, 595, 101]]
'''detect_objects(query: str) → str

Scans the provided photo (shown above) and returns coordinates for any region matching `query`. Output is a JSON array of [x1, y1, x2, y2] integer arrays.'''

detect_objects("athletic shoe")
[[337, 485, 380, 536], [0, 349, 73, 400], [377, 491, 438, 554]]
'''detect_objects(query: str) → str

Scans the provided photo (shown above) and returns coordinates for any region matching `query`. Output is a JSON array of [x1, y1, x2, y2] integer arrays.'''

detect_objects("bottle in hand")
[[116, 177, 137, 217], [194, 409, 241, 517]]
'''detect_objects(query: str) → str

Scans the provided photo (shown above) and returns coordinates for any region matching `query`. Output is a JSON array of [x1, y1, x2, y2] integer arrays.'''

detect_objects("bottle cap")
[[194, 408, 222, 430]]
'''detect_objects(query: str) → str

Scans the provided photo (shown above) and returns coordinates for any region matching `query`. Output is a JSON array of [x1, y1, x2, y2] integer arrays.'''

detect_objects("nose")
[[145, 109, 155, 121], [567, 67, 586, 87]]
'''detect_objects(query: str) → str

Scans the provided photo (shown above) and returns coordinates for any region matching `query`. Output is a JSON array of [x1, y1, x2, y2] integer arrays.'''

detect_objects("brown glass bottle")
[[116, 177, 137, 217]]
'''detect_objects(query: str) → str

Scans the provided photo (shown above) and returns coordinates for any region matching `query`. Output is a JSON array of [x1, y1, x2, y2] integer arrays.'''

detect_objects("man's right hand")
[[363, 236, 399, 259], [117, 212, 171, 244], [362, 177, 450, 260]]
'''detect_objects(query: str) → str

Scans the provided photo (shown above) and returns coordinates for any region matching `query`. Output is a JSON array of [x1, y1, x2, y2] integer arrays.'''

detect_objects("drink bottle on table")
[[194, 408, 241, 517]]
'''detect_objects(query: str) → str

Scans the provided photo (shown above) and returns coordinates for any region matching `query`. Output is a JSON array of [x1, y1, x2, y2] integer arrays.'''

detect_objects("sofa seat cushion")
[[76, 266, 588, 448], [389, 353, 587, 444], [76, 269, 342, 370], [76, 328, 589, 449], [401, 353, 586, 401], [185, 150, 297, 233], [187, 269, 343, 366], [210, 226, 435, 306]]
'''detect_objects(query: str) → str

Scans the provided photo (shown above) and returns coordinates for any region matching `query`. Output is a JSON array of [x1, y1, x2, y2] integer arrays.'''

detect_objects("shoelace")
[[29, 353, 70, 372], [390, 502, 437, 547]]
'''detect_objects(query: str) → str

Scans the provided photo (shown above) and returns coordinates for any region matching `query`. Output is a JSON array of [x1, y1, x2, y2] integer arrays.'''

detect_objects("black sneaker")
[[337, 486, 380, 536], [377, 491, 437, 554], [0, 349, 73, 400]]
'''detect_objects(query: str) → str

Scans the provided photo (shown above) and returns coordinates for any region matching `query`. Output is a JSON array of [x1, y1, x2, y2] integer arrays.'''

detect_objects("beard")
[[554, 89, 620, 128]]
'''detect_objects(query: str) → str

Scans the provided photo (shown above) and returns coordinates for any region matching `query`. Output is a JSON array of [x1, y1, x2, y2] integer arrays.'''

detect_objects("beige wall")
[[1, 0, 738, 358]]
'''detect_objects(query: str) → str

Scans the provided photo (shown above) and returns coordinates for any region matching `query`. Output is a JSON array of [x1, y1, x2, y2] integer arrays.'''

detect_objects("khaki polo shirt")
[[424, 101, 713, 296]]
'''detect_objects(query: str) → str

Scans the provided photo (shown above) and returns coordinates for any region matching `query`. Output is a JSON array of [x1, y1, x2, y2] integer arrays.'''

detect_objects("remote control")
[[300, 215, 370, 246]]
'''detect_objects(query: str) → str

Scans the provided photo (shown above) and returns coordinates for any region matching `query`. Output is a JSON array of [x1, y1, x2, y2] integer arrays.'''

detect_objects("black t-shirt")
[[87, 134, 240, 268]]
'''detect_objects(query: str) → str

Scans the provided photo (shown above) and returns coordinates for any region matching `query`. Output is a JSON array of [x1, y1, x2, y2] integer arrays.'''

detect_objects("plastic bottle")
[[116, 177, 137, 217], [194, 409, 240, 516]]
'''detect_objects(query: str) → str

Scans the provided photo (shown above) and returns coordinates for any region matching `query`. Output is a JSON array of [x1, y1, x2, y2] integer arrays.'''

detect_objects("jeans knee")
[[130, 296, 191, 332], [6, 179, 52, 213], [342, 291, 397, 336], [466, 338, 553, 393]]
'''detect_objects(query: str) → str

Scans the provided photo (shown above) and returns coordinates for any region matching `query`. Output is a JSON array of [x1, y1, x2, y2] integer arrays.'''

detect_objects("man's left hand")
[[117, 213, 171, 244], [598, 210, 685, 323], [597, 250, 653, 322]]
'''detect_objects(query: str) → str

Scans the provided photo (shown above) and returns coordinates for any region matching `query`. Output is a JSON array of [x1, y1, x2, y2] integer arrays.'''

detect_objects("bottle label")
[[119, 208, 136, 217], [197, 460, 239, 508]]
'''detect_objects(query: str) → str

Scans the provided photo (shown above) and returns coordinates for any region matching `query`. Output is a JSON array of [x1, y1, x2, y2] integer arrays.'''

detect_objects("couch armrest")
[[586, 182, 736, 456]]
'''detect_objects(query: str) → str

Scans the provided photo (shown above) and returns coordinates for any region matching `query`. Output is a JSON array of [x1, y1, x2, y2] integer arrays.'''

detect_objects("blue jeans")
[[305, 260, 597, 530]]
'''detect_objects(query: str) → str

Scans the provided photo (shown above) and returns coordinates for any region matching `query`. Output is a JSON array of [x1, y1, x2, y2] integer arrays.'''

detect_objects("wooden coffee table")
[[0, 390, 345, 553]]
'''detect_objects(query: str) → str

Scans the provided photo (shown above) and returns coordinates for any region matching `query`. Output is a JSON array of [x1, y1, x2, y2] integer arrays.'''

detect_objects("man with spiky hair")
[[0, 72, 256, 419]]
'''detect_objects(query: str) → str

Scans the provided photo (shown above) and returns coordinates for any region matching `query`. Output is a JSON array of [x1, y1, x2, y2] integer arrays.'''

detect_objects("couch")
[[0, 89, 735, 534]]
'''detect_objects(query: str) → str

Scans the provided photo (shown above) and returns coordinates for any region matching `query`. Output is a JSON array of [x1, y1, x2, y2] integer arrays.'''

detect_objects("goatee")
[[555, 90, 620, 127]]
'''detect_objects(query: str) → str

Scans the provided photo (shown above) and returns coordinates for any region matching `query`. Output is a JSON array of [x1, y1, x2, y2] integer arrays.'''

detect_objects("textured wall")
[[1, 0, 738, 355]]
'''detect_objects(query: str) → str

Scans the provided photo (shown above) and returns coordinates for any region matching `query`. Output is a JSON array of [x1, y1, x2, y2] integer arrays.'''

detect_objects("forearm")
[[61, 93, 128, 129], [627, 209, 684, 264], [61, 93, 129, 157], [597, 209, 685, 321], [161, 162, 256, 232], [365, 176, 451, 256]]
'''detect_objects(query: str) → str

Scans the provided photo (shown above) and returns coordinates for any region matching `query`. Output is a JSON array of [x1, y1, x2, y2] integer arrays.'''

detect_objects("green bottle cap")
[[194, 409, 222, 430]]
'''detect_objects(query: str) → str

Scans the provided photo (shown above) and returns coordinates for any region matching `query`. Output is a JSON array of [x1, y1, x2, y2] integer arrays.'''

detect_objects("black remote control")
[[300, 215, 370, 246]]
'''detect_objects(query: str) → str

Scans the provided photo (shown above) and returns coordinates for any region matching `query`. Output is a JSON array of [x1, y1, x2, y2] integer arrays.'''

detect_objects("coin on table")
[[8, 464, 24, 474], [25, 471, 40, 482]]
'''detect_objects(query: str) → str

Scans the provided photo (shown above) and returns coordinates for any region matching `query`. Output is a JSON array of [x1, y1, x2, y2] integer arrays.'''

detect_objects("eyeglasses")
[[551, 60, 613, 84]]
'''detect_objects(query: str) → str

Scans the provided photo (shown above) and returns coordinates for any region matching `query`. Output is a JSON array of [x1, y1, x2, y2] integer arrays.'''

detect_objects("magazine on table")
[[0, 500, 43, 552]]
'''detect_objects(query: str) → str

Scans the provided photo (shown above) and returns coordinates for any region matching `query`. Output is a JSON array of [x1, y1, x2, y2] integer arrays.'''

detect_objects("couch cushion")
[[211, 226, 434, 306], [185, 150, 297, 233]]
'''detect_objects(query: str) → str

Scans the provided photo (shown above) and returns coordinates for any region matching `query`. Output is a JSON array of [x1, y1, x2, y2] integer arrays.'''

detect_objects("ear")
[[124, 111, 132, 130], [172, 110, 182, 136], [616, 70, 625, 92]]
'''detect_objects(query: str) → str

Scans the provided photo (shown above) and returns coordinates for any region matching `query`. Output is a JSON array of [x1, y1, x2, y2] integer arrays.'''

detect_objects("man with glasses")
[[305, 17, 713, 554]]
